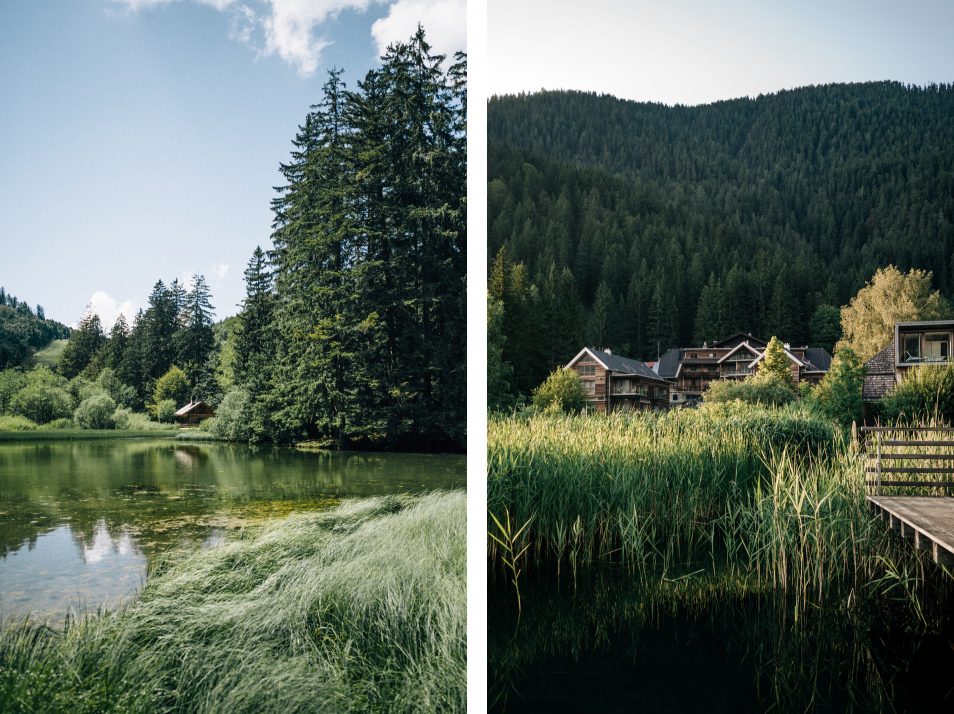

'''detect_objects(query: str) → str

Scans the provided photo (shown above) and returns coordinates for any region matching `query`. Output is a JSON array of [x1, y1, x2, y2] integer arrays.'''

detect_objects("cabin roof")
[[568, 347, 670, 384], [712, 332, 768, 349], [656, 348, 682, 378], [863, 342, 896, 400], [175, 400, 213, 417], [802, 347, 833, 372]]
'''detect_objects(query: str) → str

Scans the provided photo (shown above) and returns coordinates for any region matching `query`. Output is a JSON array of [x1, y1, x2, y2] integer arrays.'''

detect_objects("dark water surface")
[[0, 438, 464, 620], [490, 570, 954, 713]]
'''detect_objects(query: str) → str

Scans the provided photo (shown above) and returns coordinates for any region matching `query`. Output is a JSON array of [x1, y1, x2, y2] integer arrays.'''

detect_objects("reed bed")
[[488, 404, 942, 610], [0, 491, 466, 714]]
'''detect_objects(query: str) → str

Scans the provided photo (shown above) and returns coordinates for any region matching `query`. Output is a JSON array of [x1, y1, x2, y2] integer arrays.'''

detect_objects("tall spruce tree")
[[60, 312, 106, 378], [176, 274, 215, 395]]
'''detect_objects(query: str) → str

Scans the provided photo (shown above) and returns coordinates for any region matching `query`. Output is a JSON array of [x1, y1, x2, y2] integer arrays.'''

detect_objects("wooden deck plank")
[[867, 495, 954, 564]]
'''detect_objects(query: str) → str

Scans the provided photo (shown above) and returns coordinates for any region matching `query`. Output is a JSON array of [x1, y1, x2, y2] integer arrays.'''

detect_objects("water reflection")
[[489, 567, 954, 713], [0, 439, 464, 620], [2, 523, 145, 618]]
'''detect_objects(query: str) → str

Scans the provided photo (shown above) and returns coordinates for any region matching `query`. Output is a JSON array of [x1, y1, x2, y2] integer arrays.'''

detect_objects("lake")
[[0, 438, 465, 621]]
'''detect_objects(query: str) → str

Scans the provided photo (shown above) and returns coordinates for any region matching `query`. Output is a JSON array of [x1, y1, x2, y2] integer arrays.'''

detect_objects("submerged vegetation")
[[488, 405, 954, 709], [0, 492, 466, 713]]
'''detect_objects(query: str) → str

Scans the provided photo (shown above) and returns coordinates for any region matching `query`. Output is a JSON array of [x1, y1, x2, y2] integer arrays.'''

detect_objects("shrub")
[[704, 373, 795, 407], [531, 368, 586, 413], [208, 388, 251, 442], [0, 414, 38, 431], [122, 411, 172, 431], [112, 407, 131, 430], [9, 384, 74, 424], [198, 416, 218, 432], [155, 399, 178, 424], [69, 375, 103, 404], [0, 369, 27, 413], [73, 394, 118, 429], [809, 347, 865, 427], [42, 417, 75, 430], [96, 368, 137, 408], [151, 366, 190, 416], [879, 364, 954, 425]]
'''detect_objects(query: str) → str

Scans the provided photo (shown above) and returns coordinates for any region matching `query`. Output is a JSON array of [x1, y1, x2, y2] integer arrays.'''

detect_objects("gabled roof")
[[863, 342, 897, 401], [713, 332, 768, 349], [716, 341, 762, 364], [864, 342, 895, 375], [748, 347, 806, 370], [656, 348, 682, 378], [802, 347, 833, 373], [175, 400, 213, 417], [567, 347, 670, 384]]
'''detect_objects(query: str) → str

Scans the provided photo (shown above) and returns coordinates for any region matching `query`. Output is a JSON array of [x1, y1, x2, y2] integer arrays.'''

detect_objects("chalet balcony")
[[898, 328, 952, 366], [721, 366, 755, 377]]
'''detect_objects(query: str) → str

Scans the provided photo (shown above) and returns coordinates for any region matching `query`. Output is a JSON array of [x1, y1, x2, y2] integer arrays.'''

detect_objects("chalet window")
[[924, 333, 950, 362], [581, 381, 595, 395], [578, 364, 596, 376], [902, 334, 921, 363]]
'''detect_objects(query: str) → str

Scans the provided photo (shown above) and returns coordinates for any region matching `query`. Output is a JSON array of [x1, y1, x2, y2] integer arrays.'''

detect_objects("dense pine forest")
[[2, 29, 466, 450], [0, 287, 70, 368], [488, 82, 954, 397]]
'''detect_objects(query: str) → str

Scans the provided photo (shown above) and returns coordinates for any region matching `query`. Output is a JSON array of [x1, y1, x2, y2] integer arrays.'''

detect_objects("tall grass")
[[0, 491, 465, 713], [488, 404, 944, 612]]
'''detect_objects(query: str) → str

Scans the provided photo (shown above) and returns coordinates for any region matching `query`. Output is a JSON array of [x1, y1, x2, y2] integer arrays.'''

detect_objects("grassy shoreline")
[[0, 491, 466, 713], [0, 428, 176, 442]]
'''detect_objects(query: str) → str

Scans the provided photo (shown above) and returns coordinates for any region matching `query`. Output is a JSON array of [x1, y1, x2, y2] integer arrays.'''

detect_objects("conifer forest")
[[488, 82, 954, 397]]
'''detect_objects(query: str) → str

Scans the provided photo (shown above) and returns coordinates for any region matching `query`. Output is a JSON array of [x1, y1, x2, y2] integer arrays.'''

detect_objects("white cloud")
[[371, 0, 465, 58], [114, 0, 236, 11], [111, 0, 465, 76], [84, 291, 139, 331], [261, 0, 374, 77], [211, 262, 230, 281]]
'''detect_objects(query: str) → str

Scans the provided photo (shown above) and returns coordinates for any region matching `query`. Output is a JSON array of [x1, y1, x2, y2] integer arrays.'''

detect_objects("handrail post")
[[876, 434, 882, 496]]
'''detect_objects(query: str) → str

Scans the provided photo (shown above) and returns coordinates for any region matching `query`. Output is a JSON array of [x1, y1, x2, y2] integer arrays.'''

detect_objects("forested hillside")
[[488, 82, 954, 396], [0, 287, 70, 368]]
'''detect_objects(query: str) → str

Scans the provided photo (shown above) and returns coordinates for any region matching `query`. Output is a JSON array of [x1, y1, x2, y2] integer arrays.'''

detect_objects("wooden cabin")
[[175, 400, 215, 426], [567, 347, 671, 412]]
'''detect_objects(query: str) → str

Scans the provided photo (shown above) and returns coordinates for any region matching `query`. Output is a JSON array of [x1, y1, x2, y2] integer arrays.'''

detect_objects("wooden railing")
[[862, 426, 954, 495]]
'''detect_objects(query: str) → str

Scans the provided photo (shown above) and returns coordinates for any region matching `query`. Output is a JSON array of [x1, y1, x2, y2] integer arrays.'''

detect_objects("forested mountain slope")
[[0, 287, 70, 368], [488, 82, 954, 389]]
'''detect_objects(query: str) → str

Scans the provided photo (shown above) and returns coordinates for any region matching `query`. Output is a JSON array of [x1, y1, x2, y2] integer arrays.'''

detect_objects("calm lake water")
[[0, 438, 465, 620], [490, 569, 954, 713]]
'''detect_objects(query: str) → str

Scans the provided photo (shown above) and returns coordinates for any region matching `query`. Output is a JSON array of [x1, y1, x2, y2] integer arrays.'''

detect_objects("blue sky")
[[0, 0, 465, 327], [490, 0, 954, 104]]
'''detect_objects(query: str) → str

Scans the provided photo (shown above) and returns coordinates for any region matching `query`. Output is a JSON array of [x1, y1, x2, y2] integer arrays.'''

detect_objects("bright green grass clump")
[[0, 491, 465, 713]]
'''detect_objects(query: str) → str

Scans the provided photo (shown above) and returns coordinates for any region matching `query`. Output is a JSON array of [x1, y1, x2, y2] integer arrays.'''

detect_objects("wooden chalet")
[[655, 333, 832, 405], [863, 320, 954, 402], [567, 347, 670, 412], [175, 400, 215, 426]]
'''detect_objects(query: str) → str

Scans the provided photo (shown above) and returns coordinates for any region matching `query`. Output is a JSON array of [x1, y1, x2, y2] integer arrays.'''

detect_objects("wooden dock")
[[863, 426, 954, 566], [867, 495, 954, 565]]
